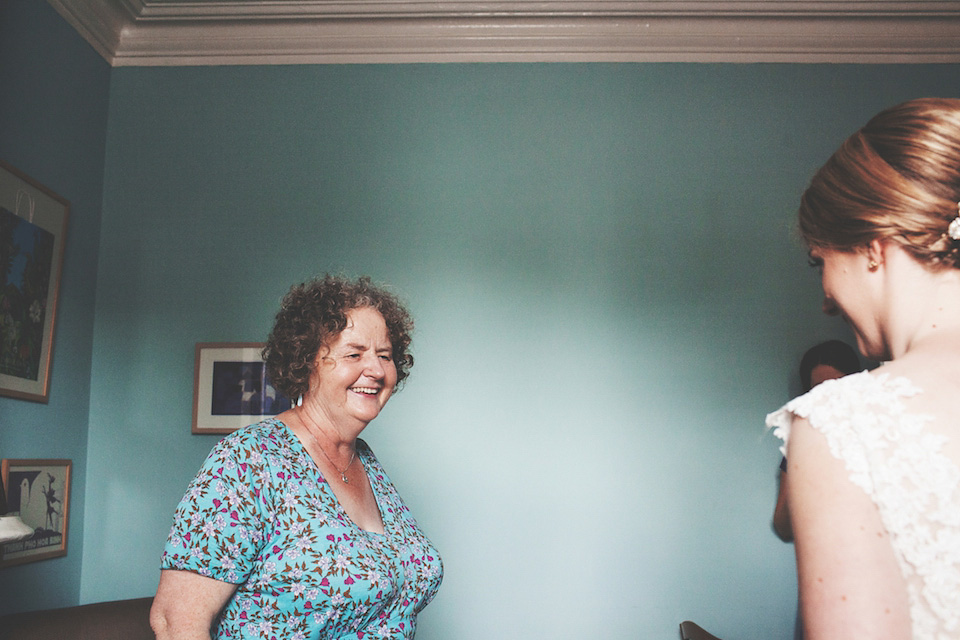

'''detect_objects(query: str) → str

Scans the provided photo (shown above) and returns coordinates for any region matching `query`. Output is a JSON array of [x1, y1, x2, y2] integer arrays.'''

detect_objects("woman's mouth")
[[350, 386, 379, 396]]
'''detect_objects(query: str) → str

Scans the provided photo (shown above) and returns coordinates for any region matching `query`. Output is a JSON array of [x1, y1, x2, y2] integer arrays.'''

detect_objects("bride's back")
[[882, 344, 960, 470]]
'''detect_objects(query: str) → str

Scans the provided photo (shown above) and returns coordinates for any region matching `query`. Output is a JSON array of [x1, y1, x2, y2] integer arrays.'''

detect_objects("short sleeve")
[[160, 428, 273, 584], [766, 371, 924, 498]]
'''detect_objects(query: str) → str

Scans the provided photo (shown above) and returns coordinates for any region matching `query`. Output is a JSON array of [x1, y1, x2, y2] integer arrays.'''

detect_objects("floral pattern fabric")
[[767, 371, 960, 639], [161, 419, 443, 639]]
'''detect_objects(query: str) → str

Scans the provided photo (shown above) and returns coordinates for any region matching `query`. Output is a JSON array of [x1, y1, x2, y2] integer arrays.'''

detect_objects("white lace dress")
[[766, 371, 960, 639]]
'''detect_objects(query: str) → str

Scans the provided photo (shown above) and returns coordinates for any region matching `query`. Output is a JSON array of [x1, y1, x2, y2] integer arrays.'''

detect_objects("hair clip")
[[949, 202, 960, 241]]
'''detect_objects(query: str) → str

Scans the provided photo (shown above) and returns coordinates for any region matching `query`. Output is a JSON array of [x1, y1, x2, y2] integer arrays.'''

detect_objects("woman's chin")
[[348, 402, 385, 424]]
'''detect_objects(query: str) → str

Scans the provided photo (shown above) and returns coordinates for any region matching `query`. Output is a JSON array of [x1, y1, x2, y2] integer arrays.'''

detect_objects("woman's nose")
[[363, 353, 385, 378]]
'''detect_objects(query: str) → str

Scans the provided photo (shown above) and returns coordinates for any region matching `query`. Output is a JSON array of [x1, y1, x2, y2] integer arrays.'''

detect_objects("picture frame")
[[0, 160, 69, 403], [0, 459, 71, 567], [192, 342, 293, 434]]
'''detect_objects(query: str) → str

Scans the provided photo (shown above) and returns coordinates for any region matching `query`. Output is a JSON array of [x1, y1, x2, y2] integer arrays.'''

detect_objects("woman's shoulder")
[[207, 418, 294, 459], [813, 368, 917, 404], [773, 369, 917, 418], [355, 439, 401, 487], [356, 437, 373, 456], [355, 438, 384, 471], [766, 370, 921, 446]]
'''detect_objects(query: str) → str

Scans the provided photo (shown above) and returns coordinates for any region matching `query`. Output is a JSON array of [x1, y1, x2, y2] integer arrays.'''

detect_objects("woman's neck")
[[883, 255, 960, 360], [285, 403, 359, 460]]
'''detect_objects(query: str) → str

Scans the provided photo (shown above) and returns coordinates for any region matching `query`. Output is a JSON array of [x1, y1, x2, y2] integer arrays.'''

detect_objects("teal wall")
[[0, 0, 110, 613], [81, 63, 958, 639], [4, 4, 960, 637]]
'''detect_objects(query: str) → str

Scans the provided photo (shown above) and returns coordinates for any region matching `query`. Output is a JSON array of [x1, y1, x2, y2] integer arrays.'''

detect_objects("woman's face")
[[810, 246, 887, 360], [307, 306, 398, 429]]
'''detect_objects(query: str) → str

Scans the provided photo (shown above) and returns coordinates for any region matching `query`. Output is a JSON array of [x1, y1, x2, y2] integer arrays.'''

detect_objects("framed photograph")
[[1, 459, 71, 567], [0, 160, 69, 403], [193, 342, 293, 434]]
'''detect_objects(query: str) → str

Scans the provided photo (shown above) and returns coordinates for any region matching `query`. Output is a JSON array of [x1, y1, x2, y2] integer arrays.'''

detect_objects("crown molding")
[[47, 1, 960, 66]]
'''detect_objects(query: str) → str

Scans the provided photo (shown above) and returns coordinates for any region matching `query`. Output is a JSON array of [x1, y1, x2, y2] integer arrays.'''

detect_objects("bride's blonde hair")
[[799, 97, 960, 270]]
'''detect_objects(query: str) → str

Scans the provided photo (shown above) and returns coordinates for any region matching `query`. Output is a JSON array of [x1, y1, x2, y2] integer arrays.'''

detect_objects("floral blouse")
[[160, 419, 443, 639]]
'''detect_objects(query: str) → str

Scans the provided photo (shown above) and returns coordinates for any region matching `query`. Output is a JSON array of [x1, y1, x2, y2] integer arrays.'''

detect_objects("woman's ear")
[[866, 238, 887, 270]]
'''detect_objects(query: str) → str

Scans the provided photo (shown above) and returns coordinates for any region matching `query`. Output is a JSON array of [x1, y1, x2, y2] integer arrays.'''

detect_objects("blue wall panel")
[[84, 62, 959, 638], [0, 0, 110, 615]]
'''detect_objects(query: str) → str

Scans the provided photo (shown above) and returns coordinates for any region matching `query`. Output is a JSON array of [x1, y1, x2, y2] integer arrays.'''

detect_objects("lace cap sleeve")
[[765, 371, 920, 492]]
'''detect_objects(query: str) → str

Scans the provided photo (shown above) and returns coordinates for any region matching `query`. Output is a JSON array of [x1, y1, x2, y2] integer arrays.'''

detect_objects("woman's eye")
[[379, 355, 392, 361], [807, 257, 823, 270]]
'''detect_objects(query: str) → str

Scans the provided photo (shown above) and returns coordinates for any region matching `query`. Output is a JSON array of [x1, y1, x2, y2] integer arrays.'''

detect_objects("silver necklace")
[[316, 441, 357, 484], [296, 410, 357, 483]]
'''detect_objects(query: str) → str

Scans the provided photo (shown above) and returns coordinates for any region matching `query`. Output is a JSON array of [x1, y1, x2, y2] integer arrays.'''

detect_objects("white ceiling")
[[49, 0, 960, 66]]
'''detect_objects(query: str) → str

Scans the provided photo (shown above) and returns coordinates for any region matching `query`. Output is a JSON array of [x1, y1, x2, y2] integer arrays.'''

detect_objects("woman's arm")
[[786, 416, 910, 639], [150, 569, 237, 640]]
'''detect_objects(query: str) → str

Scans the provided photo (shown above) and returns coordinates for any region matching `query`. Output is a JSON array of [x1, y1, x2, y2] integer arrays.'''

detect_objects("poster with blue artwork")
[[0, 208, 55, 380], [0, 161, 69, 402], [210, 360, 292, 417], [193, 343, 293, 434]]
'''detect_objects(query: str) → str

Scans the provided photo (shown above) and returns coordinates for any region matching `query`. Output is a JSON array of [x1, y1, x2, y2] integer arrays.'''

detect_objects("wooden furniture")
[[679, 619, 724, 640]]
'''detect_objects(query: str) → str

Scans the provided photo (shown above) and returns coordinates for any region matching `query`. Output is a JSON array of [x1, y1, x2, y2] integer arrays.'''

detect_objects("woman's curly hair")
[[263, 275, 414, 401]]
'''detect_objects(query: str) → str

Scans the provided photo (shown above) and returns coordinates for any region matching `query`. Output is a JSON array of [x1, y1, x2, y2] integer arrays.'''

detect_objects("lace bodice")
[[766, 371, 960, 639]]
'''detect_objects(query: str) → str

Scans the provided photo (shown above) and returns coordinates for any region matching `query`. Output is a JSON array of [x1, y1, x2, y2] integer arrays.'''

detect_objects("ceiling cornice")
[[47, 1, 960, 66]]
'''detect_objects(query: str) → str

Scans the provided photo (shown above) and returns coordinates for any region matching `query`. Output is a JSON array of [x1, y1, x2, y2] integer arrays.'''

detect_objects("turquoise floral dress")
[[160, 419, 443, 639]]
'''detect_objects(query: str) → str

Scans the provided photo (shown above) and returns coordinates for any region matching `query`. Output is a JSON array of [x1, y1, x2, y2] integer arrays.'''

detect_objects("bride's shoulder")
[[876, 349, 960, 422], [876, 347, 960, 392], [787, 369, 918, 417]]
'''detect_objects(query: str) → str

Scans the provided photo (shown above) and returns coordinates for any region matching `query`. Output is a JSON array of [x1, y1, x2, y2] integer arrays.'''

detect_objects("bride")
[[767, 98, 960, 639]]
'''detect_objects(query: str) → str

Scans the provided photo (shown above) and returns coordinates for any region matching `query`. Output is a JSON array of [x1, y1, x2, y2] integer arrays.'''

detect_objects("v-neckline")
[[275, 419, 388, 536]]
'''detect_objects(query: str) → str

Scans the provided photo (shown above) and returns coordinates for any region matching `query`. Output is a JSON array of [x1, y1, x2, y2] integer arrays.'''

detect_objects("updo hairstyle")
[[263, 275, 414, 401], [799, 97, 960, 269]]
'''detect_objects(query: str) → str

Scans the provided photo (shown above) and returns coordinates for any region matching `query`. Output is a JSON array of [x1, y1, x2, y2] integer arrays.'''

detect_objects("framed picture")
[[0, 459, 71, 567], [0, 160, 69, 403], [193, 342, 293, 434]]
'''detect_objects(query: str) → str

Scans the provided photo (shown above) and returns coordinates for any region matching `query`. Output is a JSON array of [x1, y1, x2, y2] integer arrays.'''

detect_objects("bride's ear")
[[866, 238, 887, 270]]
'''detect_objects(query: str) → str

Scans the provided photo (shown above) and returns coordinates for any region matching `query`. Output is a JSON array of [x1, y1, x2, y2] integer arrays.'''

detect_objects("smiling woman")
[[305, 307, 398, 440], [767, 98, 960, 640], [150, 275, 442, 640]]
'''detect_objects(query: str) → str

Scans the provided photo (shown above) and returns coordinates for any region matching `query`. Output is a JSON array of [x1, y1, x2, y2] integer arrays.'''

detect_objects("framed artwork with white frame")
[[192, 342, 293, 434]]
